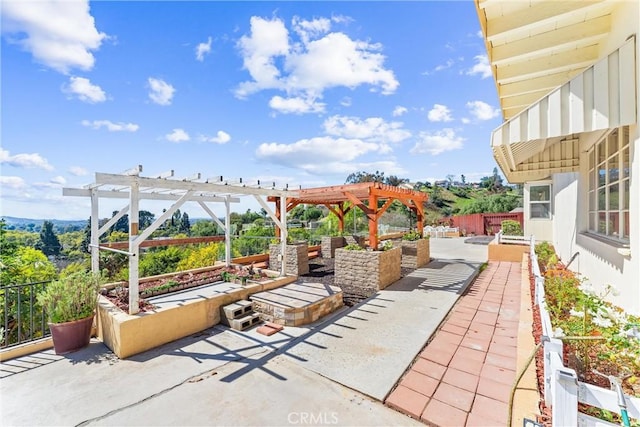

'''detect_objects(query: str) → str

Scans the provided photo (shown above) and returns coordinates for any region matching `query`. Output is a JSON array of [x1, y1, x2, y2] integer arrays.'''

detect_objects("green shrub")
[[37, 271, 102, 324], [501, 220, 523, 236], [402, 230, 422, 241], [344, 243, 364, 251]]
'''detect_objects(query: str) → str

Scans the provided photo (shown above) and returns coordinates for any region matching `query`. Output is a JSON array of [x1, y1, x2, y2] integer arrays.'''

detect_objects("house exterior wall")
[[517, 1, 640, 314], [540, 1, 640, 314]]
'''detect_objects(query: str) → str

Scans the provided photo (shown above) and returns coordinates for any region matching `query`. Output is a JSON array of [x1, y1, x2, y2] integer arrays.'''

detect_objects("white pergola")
[[63, 165, 299, 314]]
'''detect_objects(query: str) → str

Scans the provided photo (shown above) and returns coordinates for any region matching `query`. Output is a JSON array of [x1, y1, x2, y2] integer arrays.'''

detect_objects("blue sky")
[[1, 1, 502, 220]]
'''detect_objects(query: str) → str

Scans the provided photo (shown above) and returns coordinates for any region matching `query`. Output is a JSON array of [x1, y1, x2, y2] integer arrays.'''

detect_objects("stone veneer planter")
[[269, 243, 309, 275], [96, 269, 295, 359], [334, 247, 401, 299], [321, 236, 345, 258], [400, 238, 431, 269]]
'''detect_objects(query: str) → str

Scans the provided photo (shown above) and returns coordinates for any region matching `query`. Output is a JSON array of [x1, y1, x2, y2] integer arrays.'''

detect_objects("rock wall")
[[321, 236, 345, 258], [400, 238, 431, 268], [269, 243, 309, 275], [334, 247, 401, 299]]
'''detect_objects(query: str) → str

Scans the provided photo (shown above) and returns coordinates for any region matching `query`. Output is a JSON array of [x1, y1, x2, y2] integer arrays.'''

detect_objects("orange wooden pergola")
[[268, 182, 429, 249]]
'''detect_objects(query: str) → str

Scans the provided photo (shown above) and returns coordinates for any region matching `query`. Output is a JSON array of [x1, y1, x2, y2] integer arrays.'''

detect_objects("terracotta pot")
[[49, 315, 94, 355]]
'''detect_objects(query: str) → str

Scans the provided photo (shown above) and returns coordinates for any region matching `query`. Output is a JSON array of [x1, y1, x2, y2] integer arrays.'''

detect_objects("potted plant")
[[400, 230, 431, 268], [37, 270, 102, 355]]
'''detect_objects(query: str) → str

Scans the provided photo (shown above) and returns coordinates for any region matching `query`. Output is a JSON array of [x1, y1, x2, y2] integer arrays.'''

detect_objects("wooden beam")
[[343, 192, 374, 219], [374, 199, 395, 221], [368, 193, 378, 250], [102, 236, 225, 250]]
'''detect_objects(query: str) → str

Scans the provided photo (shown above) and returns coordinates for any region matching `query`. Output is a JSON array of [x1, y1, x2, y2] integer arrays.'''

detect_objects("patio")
[[0, 238, 539, 426]]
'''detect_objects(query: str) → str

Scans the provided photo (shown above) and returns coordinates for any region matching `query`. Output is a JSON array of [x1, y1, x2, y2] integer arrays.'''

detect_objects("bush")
[[501, 220, 522, 236], [402, 230, 422, 241], [37, 271, 102, 324], [344, 243, 364, 251]]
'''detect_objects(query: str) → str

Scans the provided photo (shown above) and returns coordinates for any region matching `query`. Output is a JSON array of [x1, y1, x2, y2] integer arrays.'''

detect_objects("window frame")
[[587, 126, 630, 244], [529, 184, 552, 219]]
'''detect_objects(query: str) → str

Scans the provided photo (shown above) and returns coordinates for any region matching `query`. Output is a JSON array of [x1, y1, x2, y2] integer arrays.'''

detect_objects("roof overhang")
[[475, 0, 618, 120], [490, 37, 636, 183]]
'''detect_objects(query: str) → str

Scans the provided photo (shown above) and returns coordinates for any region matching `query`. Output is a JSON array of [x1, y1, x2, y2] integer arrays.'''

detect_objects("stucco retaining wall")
[[96, 272, 296, 359]]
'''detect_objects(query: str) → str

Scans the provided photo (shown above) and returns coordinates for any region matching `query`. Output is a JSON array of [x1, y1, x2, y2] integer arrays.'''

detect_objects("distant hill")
[[2, 216, 87, 233]]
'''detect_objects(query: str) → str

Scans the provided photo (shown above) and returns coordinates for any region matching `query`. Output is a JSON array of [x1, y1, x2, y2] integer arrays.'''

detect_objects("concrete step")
[[228, 313, 262, 331], [221, 300, 254, 322]]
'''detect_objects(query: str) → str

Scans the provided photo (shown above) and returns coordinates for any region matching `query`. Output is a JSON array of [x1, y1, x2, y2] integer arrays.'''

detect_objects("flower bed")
[[531, 241, 640, 424], [97, 266, 296, 359], [101, 265, 269, 313]]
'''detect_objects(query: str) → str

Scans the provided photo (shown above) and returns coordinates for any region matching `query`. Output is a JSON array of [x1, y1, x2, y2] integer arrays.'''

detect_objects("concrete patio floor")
[[1, 238, 538, 426]]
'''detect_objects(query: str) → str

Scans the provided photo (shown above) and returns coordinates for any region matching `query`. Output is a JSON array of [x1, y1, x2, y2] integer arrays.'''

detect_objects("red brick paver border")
[[384, 261, 522, 426]]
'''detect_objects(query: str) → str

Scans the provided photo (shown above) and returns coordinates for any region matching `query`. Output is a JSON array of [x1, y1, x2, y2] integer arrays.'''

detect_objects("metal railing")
[[529, 239, 640, 426], [1, 281, 51, 349]]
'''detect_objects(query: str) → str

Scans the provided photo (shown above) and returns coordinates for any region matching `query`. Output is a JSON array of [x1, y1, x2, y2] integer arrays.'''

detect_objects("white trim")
[[491, 37, 637, 183]]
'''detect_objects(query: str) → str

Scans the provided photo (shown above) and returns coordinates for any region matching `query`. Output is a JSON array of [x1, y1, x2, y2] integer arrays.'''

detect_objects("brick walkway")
[[385, 261, 522, 426]]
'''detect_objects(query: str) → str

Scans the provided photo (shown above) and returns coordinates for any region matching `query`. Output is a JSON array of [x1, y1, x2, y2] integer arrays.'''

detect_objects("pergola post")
[[90, 189, 99, 274], [225, 196, 231, 267], [279, 195, 288, 277], [274, 201, 282, 239], [368, 193, 378, 250], [128, 181, 140, 315]]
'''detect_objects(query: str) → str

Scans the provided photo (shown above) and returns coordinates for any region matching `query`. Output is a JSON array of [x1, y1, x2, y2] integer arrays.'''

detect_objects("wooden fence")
[[451, 212, 523, 235]]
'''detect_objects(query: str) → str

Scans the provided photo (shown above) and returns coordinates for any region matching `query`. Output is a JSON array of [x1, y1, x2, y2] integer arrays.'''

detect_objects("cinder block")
[[221, 300, 254, 322], [229, 313, 262, 331]]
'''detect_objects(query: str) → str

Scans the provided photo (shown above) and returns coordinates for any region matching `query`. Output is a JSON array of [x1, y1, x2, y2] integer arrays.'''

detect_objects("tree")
[[385, 175, 409, 187], [480, 167, 504, 193], [36, 220, 62, 256], [180, 212, 191, 234], [191, 221, 219, 237], [345, 170, 385, 184]]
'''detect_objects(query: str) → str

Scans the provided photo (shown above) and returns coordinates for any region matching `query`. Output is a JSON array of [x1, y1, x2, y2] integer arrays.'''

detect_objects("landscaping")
[[101, 264, 272, 313], [531, 241, 640, 424]]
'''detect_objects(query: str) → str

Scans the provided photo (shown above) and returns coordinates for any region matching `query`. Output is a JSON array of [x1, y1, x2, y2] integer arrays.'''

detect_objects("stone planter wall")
[[400, 238, 431, 268], [269, 243, 309, 275], [334, 247, 401, 299], [321, 236, 345, 258]]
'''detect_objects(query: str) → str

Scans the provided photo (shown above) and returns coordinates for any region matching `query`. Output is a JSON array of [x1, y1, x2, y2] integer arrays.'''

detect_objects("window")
[[529, 184, 551, 219], [588, 127, 630, 242]]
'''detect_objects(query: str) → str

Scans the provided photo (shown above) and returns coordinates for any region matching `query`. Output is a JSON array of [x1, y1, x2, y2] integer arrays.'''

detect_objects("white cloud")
[[148, 77, 175, 106], [410, 128, 464, 156], [466, 54, 492, 79], [63, 76, 106, 103], [466, 100, 500, 121], [235, 16, 398, 112], [0, 148, 53, 170], [427, 104, 453, 122], [195, 36, 212, 61], [292, 16, 331, 44], [256, 136, 383, 174], [1, 0, 106, 74], [0, 176, 27, 189], [81, 119, 139, 132], [323, 115, 411, 144], [269, 95, 325, 115], [200, 131, 231, 144], [165, 128, 190, 143], [340, 97, 352, 107], [392, 106, 408, 117], [50, 175, 66, 185], [69, 166, 88, 176]]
